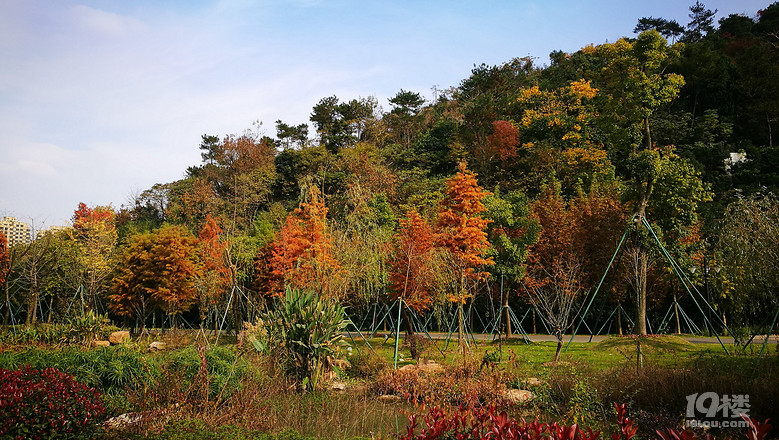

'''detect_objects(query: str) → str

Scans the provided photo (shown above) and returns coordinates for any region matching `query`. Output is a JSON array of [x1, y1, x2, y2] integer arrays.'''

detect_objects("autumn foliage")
[[110, 225, 203, 326], [436, 161, 494, 303], [270, 185, 341, 297], [197, 215, 232, 314], [389, 210, 436, 312]]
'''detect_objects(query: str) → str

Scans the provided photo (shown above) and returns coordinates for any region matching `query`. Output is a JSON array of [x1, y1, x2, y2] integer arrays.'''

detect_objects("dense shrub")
[[400, 402, 773, 440], [250, 288, 350, 391], [163, 345, 257, 399], [0, 345, 155, 394], [373, 356, 510, 407], [0, 366, 106, 440], [344, 349, 389, 378]]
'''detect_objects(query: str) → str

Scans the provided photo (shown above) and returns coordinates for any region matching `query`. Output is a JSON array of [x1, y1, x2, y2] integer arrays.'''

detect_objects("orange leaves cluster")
[[437, 162, 494, 302], [73, 202, 114, 232], [270, 186, 341, 297], [388, 210, 436, 312], [485, 120, 520, 161], [218, 134, 276, 174], [525, 183, 628, 293], [110, 225, 203, 319], [197, 215, 232, 311]]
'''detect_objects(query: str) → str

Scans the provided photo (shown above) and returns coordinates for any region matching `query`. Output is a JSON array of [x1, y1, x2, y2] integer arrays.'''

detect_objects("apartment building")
[[0, 216, 32, 247]]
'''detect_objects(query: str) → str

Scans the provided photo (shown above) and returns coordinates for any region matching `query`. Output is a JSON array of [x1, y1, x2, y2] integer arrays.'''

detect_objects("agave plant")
[[258, 287, 350, 391]]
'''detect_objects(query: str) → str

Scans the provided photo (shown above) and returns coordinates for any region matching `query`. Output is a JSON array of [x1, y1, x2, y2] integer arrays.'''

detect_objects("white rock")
[[504, 389, 535, 404]]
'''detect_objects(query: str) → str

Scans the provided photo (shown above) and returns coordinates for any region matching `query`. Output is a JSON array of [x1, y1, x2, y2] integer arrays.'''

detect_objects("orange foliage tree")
[[524, 181, 628, 358], [71, 202, 117, 310], [270, 185, 341, 297], [110, 225, 203, 331], [436, 161, 494, 342], [197, 215, 232, 321], [389, 210, 436, 333]]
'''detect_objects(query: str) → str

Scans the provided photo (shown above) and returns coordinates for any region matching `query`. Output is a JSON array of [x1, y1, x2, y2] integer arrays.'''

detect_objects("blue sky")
[[0, 0, 768, 228]]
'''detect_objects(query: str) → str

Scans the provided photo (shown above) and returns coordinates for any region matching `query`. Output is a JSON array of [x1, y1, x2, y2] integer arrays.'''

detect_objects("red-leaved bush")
[[400, 403, 774, 440], [0, 366, 106, 439]]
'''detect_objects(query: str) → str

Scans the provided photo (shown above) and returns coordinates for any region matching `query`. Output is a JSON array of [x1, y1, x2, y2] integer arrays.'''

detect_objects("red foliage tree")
[[197, 215, 232, 318], [486, 120, 520, 162], [389, 210, 436, 314]]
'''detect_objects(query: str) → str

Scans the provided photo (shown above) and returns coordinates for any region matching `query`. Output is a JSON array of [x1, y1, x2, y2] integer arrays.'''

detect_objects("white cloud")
[[69, 4, 144, 36]]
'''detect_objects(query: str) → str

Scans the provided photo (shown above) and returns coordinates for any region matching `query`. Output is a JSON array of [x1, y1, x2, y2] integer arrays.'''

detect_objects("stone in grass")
[[523, 377, 543, 387], [104, 412, 143, 429], [149, 341, 167, 351], [93, 340, 110, 348], [330, 381, 348, 392], [504, 389, 535, 404], [109, 331, 130, 345], [378, 394, 402, 402]]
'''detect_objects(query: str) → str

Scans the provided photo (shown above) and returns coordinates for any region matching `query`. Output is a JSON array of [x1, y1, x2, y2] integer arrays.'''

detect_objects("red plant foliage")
[[389, 210, 436, 312], [401, 402, 773, 440], [487, 120, 520, 162], [0, 366, 106, 439], [400, 404, 600, 440]]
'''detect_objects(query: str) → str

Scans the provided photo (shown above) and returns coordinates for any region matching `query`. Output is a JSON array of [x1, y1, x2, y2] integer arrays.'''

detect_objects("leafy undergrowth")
[[1, 334, 777, 439], [400, 402, 774, 440]]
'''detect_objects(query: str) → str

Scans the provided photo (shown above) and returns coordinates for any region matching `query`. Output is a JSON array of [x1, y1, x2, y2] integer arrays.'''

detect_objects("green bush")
[[0, 345, 155, 394], [163, 345, 256, 399]]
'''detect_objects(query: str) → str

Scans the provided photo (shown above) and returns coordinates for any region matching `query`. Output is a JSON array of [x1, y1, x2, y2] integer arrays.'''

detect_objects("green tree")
[[716, 193, 779, 330], [684, 1, 718, 43], [484, 188, 540, 337]]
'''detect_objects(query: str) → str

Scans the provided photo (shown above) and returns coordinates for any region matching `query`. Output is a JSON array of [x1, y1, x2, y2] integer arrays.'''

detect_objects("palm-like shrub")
[[253, 288, 349, 391]]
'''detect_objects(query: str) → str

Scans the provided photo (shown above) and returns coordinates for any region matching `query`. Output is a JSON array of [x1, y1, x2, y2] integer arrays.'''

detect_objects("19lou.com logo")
[[686, 392, 751, 428]]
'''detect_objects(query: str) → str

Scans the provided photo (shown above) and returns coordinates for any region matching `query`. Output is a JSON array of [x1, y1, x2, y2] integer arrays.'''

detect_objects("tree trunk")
[[401, 303, 414, 336], [644, 116, 653, 149], [616, 305, 623, 335], [636, 247, 648, 335], [457, 303, 465, 346], [674, 295, 681, 334], [532, 308, 537, 334], [634, 200, 650, 337], [554, 333, 563, 362], [26, 263, 39, 326]]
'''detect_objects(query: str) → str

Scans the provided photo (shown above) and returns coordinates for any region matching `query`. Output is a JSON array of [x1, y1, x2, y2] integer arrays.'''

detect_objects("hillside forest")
[[2, 2, 779, 342]]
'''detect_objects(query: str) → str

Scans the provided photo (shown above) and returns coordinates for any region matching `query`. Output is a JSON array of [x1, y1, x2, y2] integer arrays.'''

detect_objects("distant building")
[[37, 225, 71, 239], [0, 216, 32, 247]]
